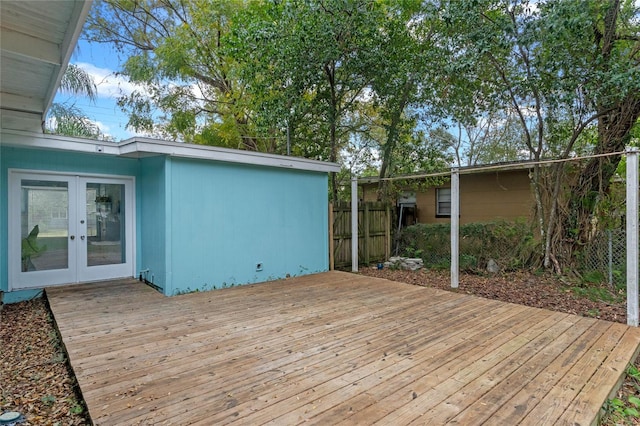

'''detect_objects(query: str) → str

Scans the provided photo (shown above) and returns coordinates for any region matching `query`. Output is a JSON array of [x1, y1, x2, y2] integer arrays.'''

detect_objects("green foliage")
[[86, 0, 455, 200], [46, 104, 104, 139], [434, 0, 640, 272], [83, 0, 640, 234], [59, 64, 97, 101], [41, 395, 56, 406], [47, 64, 104, 139], [570, 285, 619, 303], [69, 402, 84, 415], [581, 270, 607, 285], [586, 308, 600, 318], [628, 364, 640, 383], [398, 220, 536, 272], [602, 391, 640, 424]]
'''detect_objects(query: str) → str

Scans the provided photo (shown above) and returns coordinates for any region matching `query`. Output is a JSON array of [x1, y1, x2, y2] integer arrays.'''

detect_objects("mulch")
[[1, 298, 89, 425], [359, 267, 627, 323]]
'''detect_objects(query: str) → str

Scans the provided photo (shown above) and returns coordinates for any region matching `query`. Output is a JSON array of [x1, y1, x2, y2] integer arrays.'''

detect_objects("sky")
[[53, 39, 142, 141]]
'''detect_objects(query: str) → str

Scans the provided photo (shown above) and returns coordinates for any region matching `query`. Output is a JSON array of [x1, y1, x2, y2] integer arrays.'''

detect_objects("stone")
[[486, 259, 500, 274], [384, 256, 423, 271]]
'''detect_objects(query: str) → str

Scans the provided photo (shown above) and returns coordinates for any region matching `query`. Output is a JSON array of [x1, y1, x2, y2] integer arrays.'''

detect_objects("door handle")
[[80, 235, 85, 240], [70, 235, 75, 240]]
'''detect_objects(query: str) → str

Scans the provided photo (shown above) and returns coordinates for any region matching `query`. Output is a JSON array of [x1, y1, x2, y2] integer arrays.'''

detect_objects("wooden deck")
[[46, 271, 640, 425]]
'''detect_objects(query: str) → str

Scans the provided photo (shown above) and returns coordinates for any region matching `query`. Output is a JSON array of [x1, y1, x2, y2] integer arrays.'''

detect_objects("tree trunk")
[[376, 112, 402, 201], [376, 79, 413, 201], [563, 96, 640, 249]]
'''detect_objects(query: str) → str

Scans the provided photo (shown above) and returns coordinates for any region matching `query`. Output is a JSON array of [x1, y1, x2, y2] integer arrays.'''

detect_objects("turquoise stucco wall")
[[0, 145, 142, 300], [165, 157, 329, 294], [1, 145, 330, 301], [138, 156, 168, 292]]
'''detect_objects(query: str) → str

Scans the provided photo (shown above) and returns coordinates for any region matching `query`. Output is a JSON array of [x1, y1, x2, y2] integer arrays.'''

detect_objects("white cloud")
[[92, 118, 157, 139], [92, 119, 110, 134], [73, 62, 145, 98]]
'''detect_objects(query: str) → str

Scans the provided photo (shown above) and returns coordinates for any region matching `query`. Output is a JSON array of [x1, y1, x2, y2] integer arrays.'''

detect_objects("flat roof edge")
[[1, 130, 341, 173]]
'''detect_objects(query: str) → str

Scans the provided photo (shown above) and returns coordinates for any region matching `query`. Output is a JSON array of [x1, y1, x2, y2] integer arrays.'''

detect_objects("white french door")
[[8, 171, 135, 290]]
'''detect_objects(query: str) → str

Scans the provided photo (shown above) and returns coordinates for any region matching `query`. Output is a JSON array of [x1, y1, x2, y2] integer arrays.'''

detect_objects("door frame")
[[8, 169, 136, 291]]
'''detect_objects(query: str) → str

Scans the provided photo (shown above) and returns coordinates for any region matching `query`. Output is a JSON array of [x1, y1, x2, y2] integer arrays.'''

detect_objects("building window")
[[436, 188, 451, 217]]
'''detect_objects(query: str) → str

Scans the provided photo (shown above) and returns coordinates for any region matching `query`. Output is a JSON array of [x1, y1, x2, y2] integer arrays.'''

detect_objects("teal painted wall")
[[167, 158, 329, 294], [138, 156, 167, 291], [0, 145, 141, 298]]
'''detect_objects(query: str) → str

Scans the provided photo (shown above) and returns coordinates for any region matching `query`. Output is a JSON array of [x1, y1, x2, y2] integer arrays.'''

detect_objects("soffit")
[[0, 1, 92, 132]]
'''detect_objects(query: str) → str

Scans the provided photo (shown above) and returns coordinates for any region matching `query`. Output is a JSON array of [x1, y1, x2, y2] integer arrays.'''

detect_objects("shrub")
[[397, 220, 537, 272]]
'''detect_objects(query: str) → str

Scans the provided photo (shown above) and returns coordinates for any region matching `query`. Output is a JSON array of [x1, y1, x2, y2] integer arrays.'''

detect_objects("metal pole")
[[626, 147, 639, 326], [351, 177, 359, 272], [451, 168, 460, 288]]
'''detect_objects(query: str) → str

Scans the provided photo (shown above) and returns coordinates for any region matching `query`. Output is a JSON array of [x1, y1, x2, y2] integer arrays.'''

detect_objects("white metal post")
[[451, 168, 460, 288], [626, 147, 639, 326], [351, 177, 359, 272]]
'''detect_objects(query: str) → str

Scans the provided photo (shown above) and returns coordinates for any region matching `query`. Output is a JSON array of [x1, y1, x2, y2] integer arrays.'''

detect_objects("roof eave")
[[42, 1, 94, 118]]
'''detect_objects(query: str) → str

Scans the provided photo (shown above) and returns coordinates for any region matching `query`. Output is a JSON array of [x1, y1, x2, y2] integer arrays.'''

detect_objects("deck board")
[[45, 271, 640, 425]]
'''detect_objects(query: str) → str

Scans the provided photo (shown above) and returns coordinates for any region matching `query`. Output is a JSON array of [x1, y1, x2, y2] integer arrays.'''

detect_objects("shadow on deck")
[[46, 271, 640, 425]]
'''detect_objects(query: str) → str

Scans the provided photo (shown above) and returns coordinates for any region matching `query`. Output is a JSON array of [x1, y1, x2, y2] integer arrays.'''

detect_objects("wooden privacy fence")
[[330, 202, 391, 269]]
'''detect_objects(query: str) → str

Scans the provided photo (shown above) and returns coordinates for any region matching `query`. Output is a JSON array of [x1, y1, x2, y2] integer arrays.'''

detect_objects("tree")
[[232, 1, 457, 201], [59, 63, 97, 102], [86, 0, 266, 148], [47, 104, 103, 138], [86, 1, 456, 201], [433, 0, 640, 272], [431, 111, 529, 167], [46, 64, 103, 139], [367, 1, 443, 200], [230, 0, 399, 201]]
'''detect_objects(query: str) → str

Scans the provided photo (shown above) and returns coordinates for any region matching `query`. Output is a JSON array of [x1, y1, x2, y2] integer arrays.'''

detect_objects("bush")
[[397, 220, 537, 272]]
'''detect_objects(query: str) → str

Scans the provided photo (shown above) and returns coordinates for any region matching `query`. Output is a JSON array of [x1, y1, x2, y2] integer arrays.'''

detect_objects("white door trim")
[[8, 169, 136, 291], [8, 172, 77, 289], [77, 176, 135, 283]]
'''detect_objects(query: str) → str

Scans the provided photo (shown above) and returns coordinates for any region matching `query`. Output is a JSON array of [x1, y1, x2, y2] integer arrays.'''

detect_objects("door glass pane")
[[21, 180, 68, 271], [87, 183, 125, 266]]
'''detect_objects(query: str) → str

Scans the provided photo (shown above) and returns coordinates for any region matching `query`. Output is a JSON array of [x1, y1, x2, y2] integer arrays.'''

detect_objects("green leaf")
[[628, 395, 640, 408]]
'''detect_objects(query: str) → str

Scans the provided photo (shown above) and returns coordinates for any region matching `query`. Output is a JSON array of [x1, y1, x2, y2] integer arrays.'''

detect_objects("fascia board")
[[119, 138, 341, 173], [0, 130, 120, 155], [1, 130, 341, 174]]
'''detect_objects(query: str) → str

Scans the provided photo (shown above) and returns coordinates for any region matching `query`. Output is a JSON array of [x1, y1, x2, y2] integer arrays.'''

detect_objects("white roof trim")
[[0, 130, 341, 173]]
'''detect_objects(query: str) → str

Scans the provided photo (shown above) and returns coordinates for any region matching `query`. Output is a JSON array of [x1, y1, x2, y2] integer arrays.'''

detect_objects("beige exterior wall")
[[361, 169, 534, 225]]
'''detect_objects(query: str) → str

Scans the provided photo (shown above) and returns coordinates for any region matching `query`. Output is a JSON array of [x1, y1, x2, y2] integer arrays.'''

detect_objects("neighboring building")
[[0, 1, 340, 303], [360, 165, 535, 226]]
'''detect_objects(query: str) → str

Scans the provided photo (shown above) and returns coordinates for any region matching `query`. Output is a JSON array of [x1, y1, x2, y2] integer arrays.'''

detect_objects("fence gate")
[[331, 202, 391, 269]]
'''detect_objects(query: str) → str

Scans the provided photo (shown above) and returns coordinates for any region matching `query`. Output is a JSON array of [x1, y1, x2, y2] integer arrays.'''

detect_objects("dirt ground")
[[1, 298, 89, 425], [1, 269, 638, 425], [359, 267, 627, 323]]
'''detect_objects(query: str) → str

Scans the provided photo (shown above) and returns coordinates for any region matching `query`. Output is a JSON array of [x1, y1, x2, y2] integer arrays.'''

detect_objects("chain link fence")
[[396, 220, 633, 286], [396, 221, 535, 272], [580, 228, 627, 289]]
